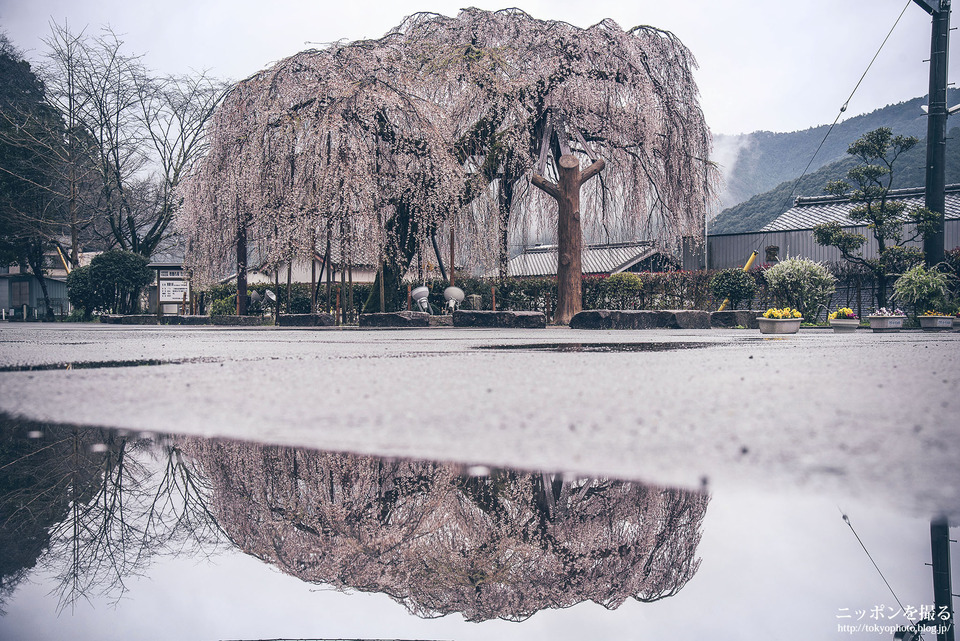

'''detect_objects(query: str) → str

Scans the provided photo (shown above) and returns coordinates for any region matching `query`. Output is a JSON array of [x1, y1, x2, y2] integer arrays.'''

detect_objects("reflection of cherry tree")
[[179, 8, 714, 305], [0, 421, 222, 612], [185, 439, 709, 622]]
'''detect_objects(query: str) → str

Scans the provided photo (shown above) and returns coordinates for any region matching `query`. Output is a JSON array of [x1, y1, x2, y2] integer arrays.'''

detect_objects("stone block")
[[710, 310, 760, 329], [359, 311, 431, 327], [277, 313, 336, 327], [210, 315, 268, 326], [570, 309, 710, 329], [453, 310, 546, 328]]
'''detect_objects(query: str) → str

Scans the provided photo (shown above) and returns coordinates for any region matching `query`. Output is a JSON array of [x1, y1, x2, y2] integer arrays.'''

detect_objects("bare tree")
[[36, 22, 227, 260], [0, 420, 224, 613]]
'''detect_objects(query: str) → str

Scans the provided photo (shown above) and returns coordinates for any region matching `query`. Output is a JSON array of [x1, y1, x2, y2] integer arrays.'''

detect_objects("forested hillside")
[[713, 90, 960, 212], [710, 125, 960, 234]]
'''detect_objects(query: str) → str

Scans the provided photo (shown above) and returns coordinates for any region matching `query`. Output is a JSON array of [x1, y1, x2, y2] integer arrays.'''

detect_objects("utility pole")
[[930, 518, 956, 641], [914, 0, 951, 267]]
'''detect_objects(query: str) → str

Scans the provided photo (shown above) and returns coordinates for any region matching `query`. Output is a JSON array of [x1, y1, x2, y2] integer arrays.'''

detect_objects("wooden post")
[[491, 286, 497, 311], [449, 227, 455, 287], [236, 216, 247, 316], [532, 154, 604, 324], [407, 284, 412, 311], [378, 261, 386, 313], [274, 270, 281, 325], [325, 222, 332, 313], [311, 256, 317, 312], [286, 261, 292, 313]]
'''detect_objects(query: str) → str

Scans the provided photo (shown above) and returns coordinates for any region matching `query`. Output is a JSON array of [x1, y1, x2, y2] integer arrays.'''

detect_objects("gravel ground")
[[1, 322, 959, 519]]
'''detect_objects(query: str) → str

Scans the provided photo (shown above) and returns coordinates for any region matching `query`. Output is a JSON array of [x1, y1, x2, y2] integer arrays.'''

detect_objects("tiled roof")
[[496, 241, 675, 277], [760, 185, 960, 232]]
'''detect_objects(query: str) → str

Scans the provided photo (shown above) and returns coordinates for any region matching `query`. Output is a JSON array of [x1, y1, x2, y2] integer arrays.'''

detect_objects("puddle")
[[0, 357, 216, 372], [0, 415, 953, 641], [476, 342, 712, 352]]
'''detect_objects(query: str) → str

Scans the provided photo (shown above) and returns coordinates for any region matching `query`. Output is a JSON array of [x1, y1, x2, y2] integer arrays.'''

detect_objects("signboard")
[[159, 269, 184, 279], [159, 279, 190, 303]]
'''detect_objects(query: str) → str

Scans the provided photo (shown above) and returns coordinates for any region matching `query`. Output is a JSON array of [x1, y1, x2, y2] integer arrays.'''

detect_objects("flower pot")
[[866, 315, 905, 332], [757, 317, 802, 334], [919, 315, 954, 331], [828, 318, 859, 333]]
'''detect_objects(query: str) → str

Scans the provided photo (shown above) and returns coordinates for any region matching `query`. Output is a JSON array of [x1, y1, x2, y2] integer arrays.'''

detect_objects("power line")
[[752, 0, 913, 254], [840, 508, 911, 619]]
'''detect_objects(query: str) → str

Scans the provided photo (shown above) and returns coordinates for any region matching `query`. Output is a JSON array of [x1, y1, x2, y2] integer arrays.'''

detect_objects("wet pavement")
[[1, 322, 958, 518], [0, 322, 958, 641]]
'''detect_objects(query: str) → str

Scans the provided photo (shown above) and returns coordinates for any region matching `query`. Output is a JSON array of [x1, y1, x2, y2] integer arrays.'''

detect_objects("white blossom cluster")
[[178, 8, 715, 283]]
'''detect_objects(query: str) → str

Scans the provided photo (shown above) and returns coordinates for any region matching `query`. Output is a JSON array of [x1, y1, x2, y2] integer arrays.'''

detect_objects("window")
[[10, 280, 30, 307]]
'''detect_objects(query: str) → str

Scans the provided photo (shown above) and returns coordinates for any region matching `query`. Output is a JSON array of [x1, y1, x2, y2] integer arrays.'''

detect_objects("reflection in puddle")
[[0, 419, 706, 624], [0, 417, 954, 641], [0, 358, 215, 372], [476, 342, 711, 353]]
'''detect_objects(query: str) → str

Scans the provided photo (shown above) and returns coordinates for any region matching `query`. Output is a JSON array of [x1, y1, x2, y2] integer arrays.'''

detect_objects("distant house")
[[707, 184, 960, 269], [220, 254, 377, 287], [489, 241, 680, 278], [0, 267, 69, 319]]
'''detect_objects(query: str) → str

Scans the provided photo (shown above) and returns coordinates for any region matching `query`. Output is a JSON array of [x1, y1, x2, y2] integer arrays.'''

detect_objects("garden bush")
[[67, 250, 152, 315], [892, 265, 954, 315], [709, 269, 757, 309], [763, 257, 836, 321]]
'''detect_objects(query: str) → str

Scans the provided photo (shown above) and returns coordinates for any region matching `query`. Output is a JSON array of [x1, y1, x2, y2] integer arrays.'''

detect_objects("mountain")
[[710, 90, 960, 234], [709, 126, 960, 235]]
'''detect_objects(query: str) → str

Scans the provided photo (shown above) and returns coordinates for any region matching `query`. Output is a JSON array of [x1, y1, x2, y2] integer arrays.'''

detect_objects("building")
[[490, 241, 680, 278], [0, 267, 69, 319], [220, 254, 377, 287], [707, 185, 960, 270]]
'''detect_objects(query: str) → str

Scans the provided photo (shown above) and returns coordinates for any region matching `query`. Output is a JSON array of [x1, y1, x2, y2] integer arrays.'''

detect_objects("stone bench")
[[453, 310, 546, 328], [359, 311, 431, 327], [277, 313, 336, 327], [709, 310, 761, 329], [569, 309, 711, 330]]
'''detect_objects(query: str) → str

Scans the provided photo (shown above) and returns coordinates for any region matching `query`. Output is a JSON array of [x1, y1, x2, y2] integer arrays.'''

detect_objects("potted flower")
[[866, 307, 906, 332], [827, 308, 859, 333], [757, 307, 803, 334], [918, 309, 954, 331]]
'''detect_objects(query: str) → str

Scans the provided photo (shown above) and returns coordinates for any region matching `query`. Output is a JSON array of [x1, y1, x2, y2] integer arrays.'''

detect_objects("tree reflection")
[[2, 423, 709, 622], [184, 439, 710, 622], [0, 419, 222, 612]]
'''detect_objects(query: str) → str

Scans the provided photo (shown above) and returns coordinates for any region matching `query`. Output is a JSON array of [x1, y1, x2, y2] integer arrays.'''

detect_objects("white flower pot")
[[866, 315, 905, 332], [828, 318, 860, 333], [919, 315, 953, 331], [757, 317, 802, 334]]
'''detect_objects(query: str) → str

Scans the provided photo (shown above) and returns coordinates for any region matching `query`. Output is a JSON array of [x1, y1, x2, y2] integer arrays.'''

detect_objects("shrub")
[[709, 269, 757, 309], [763, 257, 836, 321], [88, 250, 153, 314], [68, 250, 153, 315], [892, 265, 953, 315], [66, 265, 98, 319], [602, 272, 643, 309]]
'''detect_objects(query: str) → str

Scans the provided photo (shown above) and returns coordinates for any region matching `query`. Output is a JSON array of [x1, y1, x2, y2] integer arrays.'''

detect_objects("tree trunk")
[[531, 154, 604, 325], [555, 155, 583, 325], [236, 216, 247, 315]]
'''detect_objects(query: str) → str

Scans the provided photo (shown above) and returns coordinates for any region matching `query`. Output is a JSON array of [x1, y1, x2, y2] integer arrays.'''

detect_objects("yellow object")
[[763, 307, 802, 319], [56, 246, 71, 274], [717, 251, 758, 312]]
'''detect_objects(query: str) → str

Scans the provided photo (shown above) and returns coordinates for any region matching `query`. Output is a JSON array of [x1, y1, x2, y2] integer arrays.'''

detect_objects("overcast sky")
[[0, 0, 955, 135]]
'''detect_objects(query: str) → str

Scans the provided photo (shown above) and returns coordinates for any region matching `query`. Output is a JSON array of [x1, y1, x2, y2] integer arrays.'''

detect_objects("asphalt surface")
[[1, 322, 959, 520]]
